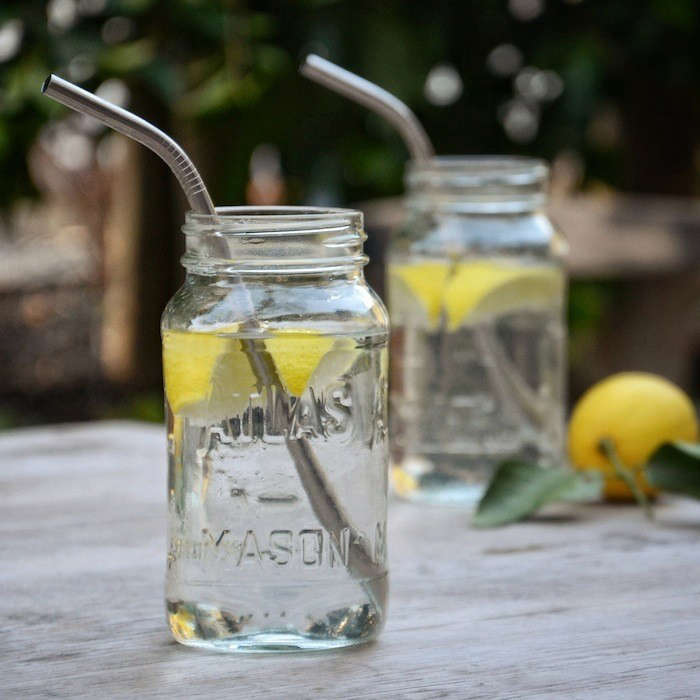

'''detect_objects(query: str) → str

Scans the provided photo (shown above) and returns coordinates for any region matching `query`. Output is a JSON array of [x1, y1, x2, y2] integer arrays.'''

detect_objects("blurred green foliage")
[[567, 279, 618, 367], [102, 390, 165, 422], [0, 1, 699, 426], [1, 0, 699, 210]]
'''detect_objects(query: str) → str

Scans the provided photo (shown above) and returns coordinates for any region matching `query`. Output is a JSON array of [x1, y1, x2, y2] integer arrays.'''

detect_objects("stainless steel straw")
[[300, 54, 434, 161], [42, 74, 216, 216], [42, 74, 384, 608]]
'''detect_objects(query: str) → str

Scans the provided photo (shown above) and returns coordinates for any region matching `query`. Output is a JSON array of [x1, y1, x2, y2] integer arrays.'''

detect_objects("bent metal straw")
[[41, 75, 383, 605], [43, 74, 216, 217], [300, 54, 434, 161]]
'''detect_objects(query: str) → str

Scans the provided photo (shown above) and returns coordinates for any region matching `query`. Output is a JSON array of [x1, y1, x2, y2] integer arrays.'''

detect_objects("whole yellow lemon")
[[568, 372, 698, 500]]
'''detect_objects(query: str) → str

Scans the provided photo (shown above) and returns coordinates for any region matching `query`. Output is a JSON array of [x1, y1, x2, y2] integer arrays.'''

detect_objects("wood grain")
[[2, 422, 700, 699]]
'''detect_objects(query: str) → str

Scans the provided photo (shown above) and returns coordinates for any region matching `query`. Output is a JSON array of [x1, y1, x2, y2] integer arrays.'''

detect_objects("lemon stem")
[[598, 438, 653, 520]]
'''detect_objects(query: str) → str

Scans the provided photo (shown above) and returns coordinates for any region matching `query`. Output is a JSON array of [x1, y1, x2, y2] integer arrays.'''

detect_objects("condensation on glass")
[[388, 157, 568, 505], [161, 207, 389, 652]]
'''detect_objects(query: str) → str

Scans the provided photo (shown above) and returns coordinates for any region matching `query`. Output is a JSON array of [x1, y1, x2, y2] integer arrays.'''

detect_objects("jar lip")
[[185, 205, 363, 235], [406, 155, 549, 187], [181, 205, 368, 274]]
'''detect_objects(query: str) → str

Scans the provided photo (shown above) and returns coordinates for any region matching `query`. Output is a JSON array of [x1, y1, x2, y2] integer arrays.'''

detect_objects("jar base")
[[392, 455, 491, 507], [167, 588, 386, 654], [173, 630, 377, 653], [392, 446, 562, 507], [395, 481, 485, 506]]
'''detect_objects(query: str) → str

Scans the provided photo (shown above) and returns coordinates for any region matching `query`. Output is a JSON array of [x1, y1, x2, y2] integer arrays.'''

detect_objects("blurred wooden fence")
[[0, 187, 698, 424]]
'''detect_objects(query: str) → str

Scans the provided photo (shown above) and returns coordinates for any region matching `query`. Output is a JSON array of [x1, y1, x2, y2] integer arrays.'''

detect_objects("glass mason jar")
[[388, 157, 567, 505], [161, 207, 389, 652]]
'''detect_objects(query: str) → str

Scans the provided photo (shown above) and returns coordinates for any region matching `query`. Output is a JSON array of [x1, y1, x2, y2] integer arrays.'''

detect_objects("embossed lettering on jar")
[[161, 207, 389, 652]]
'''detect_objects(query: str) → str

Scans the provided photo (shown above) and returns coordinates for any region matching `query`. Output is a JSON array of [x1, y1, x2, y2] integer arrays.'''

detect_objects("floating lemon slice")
[[391, 466, 418, 497], [380, 345, 389, 381], [389, 259, 562, 331], [444, 260, 564, 330], [265, 330, 337, 397], [307, 342, 366, 393], [388, 261, 451, 327], [168, 606, 197, 641], [162, 327, 257, 420], [163, 327, 361, 422]]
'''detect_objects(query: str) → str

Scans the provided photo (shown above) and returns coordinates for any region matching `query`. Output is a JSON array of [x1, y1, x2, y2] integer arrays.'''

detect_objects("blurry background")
[[0, 0, 698, 428]]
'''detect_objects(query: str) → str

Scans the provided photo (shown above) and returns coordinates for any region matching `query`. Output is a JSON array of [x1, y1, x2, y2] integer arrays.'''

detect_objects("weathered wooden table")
[[3, 422, 700, 699]]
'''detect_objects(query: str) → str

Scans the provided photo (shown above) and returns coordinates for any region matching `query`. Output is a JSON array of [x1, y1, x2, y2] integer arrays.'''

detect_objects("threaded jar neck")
[[405, 156, 549, 214], [181, 206, 368, 276]]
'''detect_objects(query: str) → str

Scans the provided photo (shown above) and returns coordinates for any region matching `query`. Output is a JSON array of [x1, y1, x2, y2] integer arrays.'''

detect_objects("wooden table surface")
[[2, 422, 700, 699]]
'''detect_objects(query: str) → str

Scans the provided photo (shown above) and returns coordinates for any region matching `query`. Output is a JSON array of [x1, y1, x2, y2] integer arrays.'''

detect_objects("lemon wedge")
[[388, 261, 451, 326], [265, 330, 336, 397], [444, 260, 564, 329], [162, 328, 257, 419], [309, 343, 365, 391], [391, 466, 418, 497], [163, 327, 356, 419], [168, 606, 197, 641], [389, 259, 562, 330]]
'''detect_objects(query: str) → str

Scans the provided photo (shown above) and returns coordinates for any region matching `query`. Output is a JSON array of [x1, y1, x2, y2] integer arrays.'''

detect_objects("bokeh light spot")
[[487, 43, 523, 77], [508, 0, 544, 21], [424, 63, 463, 106]]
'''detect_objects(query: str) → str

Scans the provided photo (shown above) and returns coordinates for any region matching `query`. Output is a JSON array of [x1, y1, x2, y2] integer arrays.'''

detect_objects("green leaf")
[[473, 461, 602, 528], [555, 472, 604, 503], [646, 442, 700, 498], [114, 0, 156, 13]]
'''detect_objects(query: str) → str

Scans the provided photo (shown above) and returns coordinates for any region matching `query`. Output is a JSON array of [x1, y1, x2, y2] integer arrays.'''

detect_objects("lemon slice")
[[307, 340, 366, 391], [380, 345, 389, 380], [164, 327, 354, 419], [162, 328, 257, 420], [388, 261, 451, 327], [444, 260, 563, 330], [168, 606, 197, 641], [265, 330, 336, 397], [391, 466, 418, 497]]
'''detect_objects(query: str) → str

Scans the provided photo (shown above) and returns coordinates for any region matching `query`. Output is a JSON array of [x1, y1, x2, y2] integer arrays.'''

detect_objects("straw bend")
[[300, 54, 434, 162], [42, 74, 216, 216]]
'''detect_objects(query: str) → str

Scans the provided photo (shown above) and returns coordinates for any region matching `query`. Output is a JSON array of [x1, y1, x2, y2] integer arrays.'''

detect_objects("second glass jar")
[[388, 157, 567, 505]]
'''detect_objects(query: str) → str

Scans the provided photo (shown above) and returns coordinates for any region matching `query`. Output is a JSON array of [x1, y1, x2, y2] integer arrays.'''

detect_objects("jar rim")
[[404, 155, 549, 214], [406, 155, 548, 187], [181, 206, 368, 274], [184, 206, 363, 235]]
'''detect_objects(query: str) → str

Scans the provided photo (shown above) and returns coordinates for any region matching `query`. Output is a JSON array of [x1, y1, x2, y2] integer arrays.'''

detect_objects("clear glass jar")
[[388, 157, 567, 505], [161, 207, 389, 652]]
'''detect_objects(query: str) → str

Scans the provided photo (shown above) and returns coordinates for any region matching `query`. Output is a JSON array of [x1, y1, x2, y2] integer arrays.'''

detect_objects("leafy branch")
[[474, 441, 700, 528]]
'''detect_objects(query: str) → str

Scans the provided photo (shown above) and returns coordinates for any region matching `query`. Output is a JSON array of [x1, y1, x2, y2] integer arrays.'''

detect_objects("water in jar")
[[389, 255, 565, 505], [163, 326, 388, 652]]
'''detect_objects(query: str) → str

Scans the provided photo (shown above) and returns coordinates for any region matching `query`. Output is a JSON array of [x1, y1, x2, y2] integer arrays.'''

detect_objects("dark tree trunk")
[[622, 77, 698, 195], [130, 89, 183, 390]]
